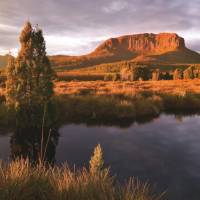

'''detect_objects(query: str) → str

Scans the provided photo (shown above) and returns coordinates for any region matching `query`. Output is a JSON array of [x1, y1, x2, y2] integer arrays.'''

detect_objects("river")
[[1, 114, 200, 199]]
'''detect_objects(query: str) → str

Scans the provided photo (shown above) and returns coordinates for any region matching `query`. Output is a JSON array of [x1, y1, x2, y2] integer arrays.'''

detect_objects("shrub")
[[120, 65, 150, 81], [173, 69, 183, 80], [89, 144, 104, 175], [112, 73, 120, 81], [183, 67, 194, 80], [183, 65, 200, 79], [160, 72, 173, 80], [152, 69, 160, 81], [104, 73, 120, 81]]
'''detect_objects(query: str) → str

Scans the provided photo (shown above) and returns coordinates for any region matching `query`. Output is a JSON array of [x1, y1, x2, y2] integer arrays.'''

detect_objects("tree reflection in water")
[[10, 105, 59, 165]]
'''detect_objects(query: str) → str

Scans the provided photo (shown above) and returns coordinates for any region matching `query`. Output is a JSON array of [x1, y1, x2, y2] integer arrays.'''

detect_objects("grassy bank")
[[0, 145, 162, 200], [1, 79, 200, 128], [53, 91, 200, 126], [54, 94, 162, 126], [1, 88, 200, 128]]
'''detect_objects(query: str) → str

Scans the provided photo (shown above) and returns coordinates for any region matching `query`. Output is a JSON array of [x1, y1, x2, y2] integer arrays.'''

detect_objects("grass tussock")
[[0, 145, 163, 200]]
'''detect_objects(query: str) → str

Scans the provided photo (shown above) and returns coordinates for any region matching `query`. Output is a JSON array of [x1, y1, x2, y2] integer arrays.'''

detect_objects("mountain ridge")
[[1, 33, 200, 69], [49, 32, 200, 69]]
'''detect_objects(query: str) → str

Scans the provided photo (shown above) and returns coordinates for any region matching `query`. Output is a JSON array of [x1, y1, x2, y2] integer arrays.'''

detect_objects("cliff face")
[[93, 33, 185, 55]]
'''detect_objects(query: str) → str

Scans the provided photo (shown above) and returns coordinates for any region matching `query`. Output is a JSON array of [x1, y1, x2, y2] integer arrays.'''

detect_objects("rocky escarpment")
[[49, 33, 200, 69], [93, 33, 185, 55]]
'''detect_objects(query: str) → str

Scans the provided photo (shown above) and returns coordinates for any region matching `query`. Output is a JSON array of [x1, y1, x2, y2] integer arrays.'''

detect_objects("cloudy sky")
[[0, 0, 200, 55]]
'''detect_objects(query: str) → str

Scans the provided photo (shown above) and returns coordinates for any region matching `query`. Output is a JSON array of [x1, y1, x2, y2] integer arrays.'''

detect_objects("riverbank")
[[1, 80, 200, 128], [53, 80, 200, 125]]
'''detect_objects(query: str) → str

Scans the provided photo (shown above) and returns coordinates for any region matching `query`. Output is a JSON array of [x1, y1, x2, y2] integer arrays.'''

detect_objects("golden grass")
[[54, 79, 200, 96], [57, 71, 106, 76], [0, 147, 163, 200]]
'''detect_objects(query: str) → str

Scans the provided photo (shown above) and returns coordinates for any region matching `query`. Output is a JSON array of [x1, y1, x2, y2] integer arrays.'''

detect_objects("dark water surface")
[[1, 114, 200, 200]]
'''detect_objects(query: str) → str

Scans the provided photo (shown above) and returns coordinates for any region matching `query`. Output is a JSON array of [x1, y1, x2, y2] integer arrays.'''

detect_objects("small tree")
[[89, 144, 104, 175], [6, 21, 54, 108], [120, 65, 150, 81], [173, 69, 183, 80], [112, 73, 120, 81], [161, 71, 172, 80], [5, 55, 17, 106], [183, 66, 195, 80], [131, 66, 150, 81], [152, 69, 160, 81]]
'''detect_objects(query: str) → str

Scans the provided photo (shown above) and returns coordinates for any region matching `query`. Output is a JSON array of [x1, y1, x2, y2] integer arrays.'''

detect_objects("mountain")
[[0, 55, 9, 68], [49, 33, 200, 69]]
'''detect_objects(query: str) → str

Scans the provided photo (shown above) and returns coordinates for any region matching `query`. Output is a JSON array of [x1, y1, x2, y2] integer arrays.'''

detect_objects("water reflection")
[[10, 127, 59, 164], [56, 114, 200, 200], [9, 105, 59, 164]]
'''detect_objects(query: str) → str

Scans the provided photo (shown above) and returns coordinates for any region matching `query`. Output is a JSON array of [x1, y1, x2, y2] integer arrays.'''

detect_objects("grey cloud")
[[186, 39, 200, 52], [102, 1, 128, 13], [0, 0, 200, 55]]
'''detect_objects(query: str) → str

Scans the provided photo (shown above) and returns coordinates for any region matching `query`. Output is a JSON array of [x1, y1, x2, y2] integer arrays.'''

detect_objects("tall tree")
[[6, 21, 54, 108]]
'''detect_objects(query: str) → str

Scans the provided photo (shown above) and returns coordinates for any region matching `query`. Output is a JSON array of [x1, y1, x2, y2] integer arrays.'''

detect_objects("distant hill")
[[0, 55, 9, 68], [49, 33, 200, 70]]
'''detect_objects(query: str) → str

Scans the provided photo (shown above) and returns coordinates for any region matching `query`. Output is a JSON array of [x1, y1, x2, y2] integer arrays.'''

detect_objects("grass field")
[[54, 80, 200, 96]]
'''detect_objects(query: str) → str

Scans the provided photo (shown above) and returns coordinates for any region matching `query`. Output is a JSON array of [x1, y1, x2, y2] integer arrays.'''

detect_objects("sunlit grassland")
[[54, 80, 200, 96]]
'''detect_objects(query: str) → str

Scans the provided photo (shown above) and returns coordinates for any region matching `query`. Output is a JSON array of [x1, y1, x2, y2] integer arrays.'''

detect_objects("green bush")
[[104, 73, 120, 81]]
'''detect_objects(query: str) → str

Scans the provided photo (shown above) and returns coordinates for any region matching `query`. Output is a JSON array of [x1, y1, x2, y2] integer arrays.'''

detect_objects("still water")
[[1, 114, 200, 200]]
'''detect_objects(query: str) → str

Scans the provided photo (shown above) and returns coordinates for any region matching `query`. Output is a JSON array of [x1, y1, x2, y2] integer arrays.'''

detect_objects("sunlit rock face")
[[94, 33, 185, 55]]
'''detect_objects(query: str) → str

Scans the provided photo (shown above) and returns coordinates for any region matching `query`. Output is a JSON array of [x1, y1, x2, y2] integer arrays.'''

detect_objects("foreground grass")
[[0, 145, 163, 200]]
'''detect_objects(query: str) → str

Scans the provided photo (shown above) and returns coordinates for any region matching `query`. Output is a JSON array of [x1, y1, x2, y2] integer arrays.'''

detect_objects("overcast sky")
[[0, 0, 200, 55]]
